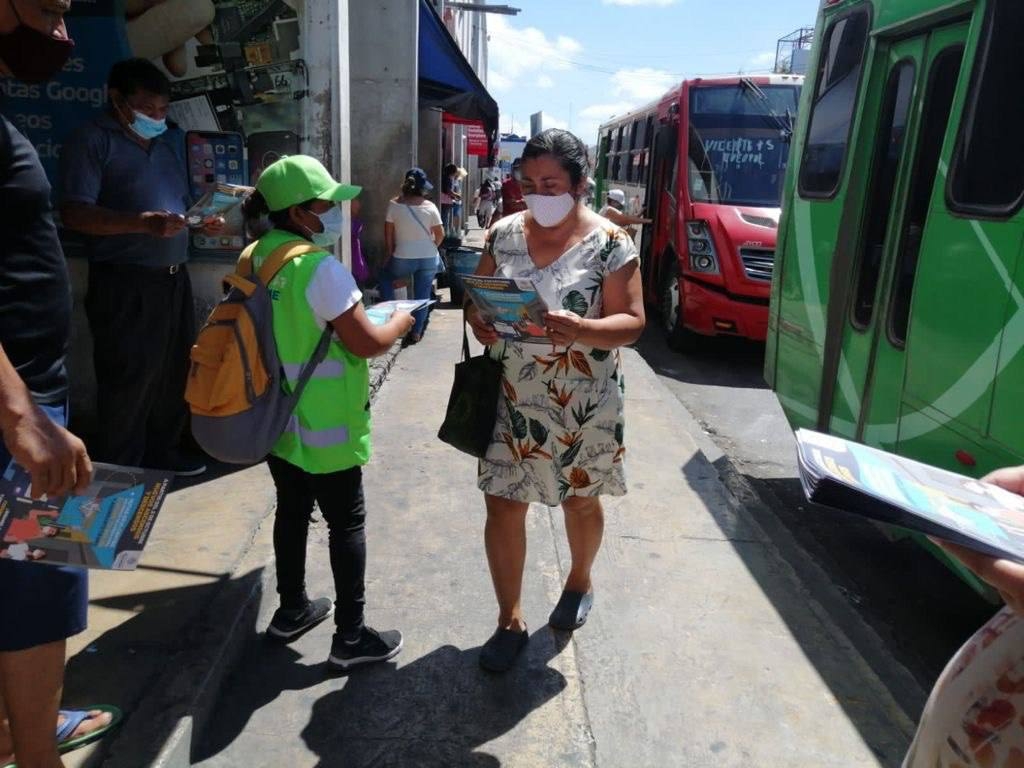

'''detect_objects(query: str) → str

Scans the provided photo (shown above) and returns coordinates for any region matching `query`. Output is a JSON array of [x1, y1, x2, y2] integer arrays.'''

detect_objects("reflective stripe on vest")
[[284, 416, 350, 449], [281, 358, 346, 383]]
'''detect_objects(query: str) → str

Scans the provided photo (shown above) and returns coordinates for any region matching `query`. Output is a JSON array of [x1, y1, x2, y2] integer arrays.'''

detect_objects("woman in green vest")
[[243, 155, 414, 671]]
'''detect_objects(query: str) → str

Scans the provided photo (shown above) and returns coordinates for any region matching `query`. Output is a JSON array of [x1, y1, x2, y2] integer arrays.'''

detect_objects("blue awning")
[[418, 0, 499, 160]]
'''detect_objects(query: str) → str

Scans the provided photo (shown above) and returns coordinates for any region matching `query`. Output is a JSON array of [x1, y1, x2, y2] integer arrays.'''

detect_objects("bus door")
[[821, 23, 968, 449], [642, 121, 678, 289]]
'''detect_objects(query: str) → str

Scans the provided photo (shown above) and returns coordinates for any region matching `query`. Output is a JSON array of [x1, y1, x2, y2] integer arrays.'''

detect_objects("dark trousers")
[[266, 455, 367, 636], [85, 263, 195, 467]]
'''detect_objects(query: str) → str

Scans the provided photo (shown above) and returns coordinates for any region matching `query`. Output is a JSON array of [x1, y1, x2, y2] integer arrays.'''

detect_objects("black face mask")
[[0, 0, 74, 84]]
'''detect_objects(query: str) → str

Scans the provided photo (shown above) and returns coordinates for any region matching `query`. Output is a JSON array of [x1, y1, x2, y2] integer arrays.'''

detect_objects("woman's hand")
[[543, 310, 586, 347], [933, 541, 1024, 614], [933, 465, 1024, 614], [467, 303, 499, 346]]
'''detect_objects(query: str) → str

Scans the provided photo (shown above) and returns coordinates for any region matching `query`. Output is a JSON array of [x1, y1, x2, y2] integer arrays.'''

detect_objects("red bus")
[[595, 74, 803, 350]]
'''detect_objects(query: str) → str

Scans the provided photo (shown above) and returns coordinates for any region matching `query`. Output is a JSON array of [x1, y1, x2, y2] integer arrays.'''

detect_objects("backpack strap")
[[235, 239, 321, 285]]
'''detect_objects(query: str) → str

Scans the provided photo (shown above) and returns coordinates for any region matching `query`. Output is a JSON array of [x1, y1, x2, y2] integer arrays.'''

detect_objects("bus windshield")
[[688, 84, 801, 208]]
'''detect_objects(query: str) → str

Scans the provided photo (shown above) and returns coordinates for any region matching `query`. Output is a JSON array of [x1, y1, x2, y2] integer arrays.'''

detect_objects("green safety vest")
[[252, 229, 371, 474]]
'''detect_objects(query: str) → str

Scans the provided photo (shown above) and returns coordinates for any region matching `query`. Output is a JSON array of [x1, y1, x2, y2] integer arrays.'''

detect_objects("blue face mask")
[[129, 110, 167, 140], [310, 205, 344, 247]]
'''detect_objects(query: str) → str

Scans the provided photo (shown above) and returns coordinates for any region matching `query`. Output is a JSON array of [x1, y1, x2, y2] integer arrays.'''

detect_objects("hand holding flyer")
[[795, 429, 1024, 564], [461, 275, 551, 343], [365, 299, 435, 326], [184, 183, 251, 228], [0, 461, 173, 570]]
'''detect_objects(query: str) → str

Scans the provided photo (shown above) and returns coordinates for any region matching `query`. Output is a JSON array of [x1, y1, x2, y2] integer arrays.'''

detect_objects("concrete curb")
[[661, 381, 927, 723], [95, 339, 406, 767]]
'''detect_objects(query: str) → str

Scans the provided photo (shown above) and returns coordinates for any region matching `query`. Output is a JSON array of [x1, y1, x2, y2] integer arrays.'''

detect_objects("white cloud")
[[603, 0, 677, 5], [579, 102, 638, 120], [611, 67, 677, 102], [745, 52, 777, 72], [487, 15, 583, 91], [536, 74, 555, 89]]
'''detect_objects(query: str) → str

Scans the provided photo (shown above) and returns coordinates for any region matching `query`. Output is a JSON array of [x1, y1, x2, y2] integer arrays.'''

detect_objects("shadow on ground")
[[195, 629, 572, 767], [63, 567, 266, 767], [634, 324, 769, 390]]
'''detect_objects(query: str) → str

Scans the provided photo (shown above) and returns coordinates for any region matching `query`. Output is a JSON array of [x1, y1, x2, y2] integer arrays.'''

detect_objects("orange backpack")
[[185, 239, 330, 463]]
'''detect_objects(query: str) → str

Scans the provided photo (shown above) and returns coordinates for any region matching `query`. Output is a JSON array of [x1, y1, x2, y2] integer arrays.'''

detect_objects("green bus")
[[766, 0, 1024, 588]]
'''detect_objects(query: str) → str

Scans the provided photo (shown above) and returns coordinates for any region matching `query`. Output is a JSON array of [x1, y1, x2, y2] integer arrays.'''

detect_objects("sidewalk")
[[63, 225, 917, 767]]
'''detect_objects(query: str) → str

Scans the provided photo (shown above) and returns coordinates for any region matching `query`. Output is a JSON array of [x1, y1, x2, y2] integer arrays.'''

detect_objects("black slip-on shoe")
[[548, 589, 594, 631]]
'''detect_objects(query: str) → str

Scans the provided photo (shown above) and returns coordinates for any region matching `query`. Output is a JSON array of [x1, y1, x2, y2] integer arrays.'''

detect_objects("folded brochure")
[[795, 429, 1024, 563], [184, 183, 249, 227], [0, 461, 173, 570], [460, 275, 551, 343], [365, 299, 435, 326]]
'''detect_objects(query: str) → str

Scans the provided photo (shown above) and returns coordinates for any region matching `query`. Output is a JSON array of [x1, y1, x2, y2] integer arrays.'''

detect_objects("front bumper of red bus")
[[681, 276, 770, 341]]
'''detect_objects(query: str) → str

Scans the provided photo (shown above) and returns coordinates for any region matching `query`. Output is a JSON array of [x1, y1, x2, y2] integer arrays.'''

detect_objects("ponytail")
[[243, 189, 313, 238], [401, 175, 425, 197]]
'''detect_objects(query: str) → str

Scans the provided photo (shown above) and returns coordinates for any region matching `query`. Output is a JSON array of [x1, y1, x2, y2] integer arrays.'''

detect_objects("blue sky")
[[486, 0, 818, 146]]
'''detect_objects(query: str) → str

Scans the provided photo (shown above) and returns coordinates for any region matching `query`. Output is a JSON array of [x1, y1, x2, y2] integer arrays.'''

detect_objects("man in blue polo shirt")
[[61, 58, 219, 476]]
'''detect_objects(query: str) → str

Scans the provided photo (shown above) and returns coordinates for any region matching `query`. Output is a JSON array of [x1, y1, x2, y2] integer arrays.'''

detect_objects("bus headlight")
[[686, 220, 719, 274]]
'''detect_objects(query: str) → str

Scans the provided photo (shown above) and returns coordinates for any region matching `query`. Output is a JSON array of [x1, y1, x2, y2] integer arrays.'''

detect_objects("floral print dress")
[[904, 607, 1024, 768], [477, 213, 638, 506]]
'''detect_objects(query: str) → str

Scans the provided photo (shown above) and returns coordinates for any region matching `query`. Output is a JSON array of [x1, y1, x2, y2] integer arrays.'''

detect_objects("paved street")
[[634, 329, 996, 703], [50, 228, 1002, 768], [191, 305, 915, 767]]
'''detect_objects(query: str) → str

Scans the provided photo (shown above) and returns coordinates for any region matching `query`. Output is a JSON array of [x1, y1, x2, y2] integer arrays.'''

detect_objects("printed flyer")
[[0, 462, 174, 570], [795, 429, 1024, 563], [461, 275, 551, 344]]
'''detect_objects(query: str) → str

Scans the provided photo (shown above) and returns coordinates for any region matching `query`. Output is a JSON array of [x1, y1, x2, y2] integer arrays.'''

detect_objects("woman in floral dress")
[[466, 129, 645, 672]]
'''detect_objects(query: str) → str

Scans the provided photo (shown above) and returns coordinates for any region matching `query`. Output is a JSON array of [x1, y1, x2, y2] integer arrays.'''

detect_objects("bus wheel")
[[659, 262, 700, 353]]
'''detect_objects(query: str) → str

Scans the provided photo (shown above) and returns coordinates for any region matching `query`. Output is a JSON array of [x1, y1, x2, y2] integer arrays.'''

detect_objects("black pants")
[[85, 263, 195, 467], [266, 455, 367, 636]]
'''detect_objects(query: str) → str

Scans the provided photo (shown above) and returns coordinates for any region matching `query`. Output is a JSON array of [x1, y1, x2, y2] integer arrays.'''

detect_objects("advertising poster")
[[0, 0, 309, 254]]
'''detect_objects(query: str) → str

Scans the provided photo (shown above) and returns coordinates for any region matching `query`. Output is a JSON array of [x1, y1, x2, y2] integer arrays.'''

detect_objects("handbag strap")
[[403, 203, 435, 240], [461, 318, 472, 362]]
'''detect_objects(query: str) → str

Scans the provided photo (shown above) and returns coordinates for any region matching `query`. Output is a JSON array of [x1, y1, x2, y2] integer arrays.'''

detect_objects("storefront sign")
[[466, 123, 488, 156]]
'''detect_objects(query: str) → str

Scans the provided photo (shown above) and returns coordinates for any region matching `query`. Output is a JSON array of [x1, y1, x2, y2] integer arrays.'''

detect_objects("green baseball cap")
[[256, 155, 362, 212]]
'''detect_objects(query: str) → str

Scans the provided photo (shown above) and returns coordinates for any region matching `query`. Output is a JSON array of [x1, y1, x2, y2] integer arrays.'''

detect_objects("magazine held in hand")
[[0, 462, 173, 570], [795, 429, 1024, 563], [460, 276, 552, 343]]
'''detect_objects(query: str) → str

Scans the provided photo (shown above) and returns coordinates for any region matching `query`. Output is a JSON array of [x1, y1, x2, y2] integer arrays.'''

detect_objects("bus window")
[[852, 61, 915, 329], [688, 84, 799, 207], [799, 8, 871, 198], [949, 0, 1024, 215], [890, 46, 965, 346], [629, 120, 640, 182], [688, 124, 717, 204]]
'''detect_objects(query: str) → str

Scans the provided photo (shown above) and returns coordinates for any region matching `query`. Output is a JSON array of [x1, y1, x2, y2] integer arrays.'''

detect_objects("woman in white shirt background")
[[379, 167, 445, 344]]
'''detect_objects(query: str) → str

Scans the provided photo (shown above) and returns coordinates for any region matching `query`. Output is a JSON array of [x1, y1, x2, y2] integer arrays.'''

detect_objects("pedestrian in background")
[[60, 58, 218, 477], [0, 0, 121, 763], [440, 162, 461, 238], [379, 167, 444, 345], [242, 155, 413, 671], [498, 157, 527, 221], [599, 188, 651, 241], [467, 128, 646, 672], [473, 178, 496, 229]]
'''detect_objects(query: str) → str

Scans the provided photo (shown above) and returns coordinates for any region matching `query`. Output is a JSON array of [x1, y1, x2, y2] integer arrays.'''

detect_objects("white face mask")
[[524, 193, 576, 228], [309, 205, 344, 247]]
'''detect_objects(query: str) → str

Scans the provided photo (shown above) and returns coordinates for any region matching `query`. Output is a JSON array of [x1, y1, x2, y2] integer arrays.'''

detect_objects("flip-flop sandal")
[[548, 589, 594, 631], [56, 704, 123, 756]]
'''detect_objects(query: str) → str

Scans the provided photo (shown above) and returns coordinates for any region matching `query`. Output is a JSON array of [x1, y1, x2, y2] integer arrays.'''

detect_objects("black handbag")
[[437, 320, 503, 458]]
